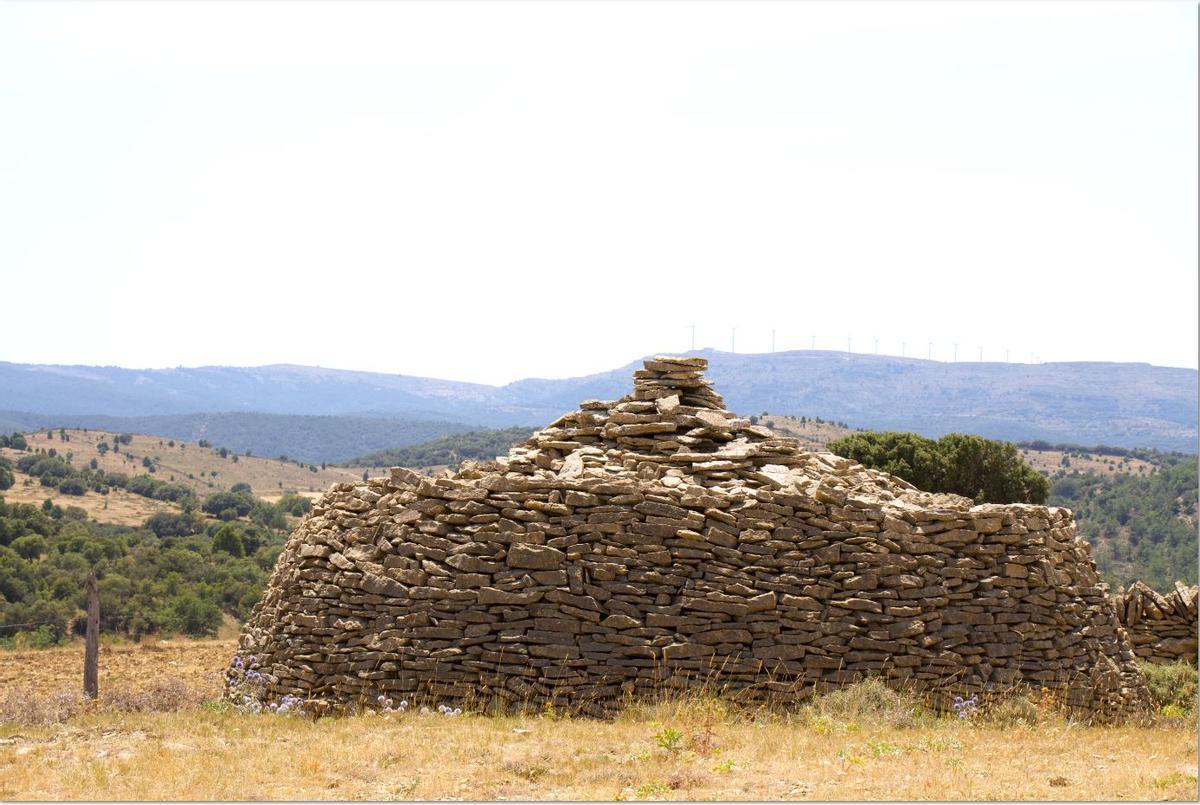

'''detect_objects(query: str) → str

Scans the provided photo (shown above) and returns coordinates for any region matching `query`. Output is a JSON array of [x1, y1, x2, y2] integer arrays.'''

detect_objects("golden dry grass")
[[1017, 447, 1156, 477], [0, 638, 1195, 801], [3, 428, 367, 502], [759, 414, 855, 451], [0, 702, 1195, 800]]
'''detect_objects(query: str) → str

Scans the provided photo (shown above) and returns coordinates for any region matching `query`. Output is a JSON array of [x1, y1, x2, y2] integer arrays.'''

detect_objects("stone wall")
[[229, 356, 1150, 720], [1112, 581, 1198, 665]]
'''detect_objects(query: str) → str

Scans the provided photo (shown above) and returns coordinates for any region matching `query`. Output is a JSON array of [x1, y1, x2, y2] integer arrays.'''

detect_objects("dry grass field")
[[0, 469, 176, 526], [1017, 447, 1157, 477], [0, 639, 1194, 801], [758, 415, 856, 451], [5, 429, 368, 501], [0, 639, 232, 703]]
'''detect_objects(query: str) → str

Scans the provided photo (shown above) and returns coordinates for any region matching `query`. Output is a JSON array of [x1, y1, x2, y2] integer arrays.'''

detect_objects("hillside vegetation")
[[0, 414, 472, 465], [1047, 456, 1198, 590], [347, 427, 537, 469], [0, 431, 337, 643], [826, 431, 1050, 504], [1018, 443, 1158, 477], [0, 497, 287, 643], [2, 428, 365, 501]]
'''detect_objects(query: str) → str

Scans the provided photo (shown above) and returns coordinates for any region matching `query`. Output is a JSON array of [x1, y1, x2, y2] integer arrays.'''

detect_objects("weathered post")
[[84, 568, 99, 699]]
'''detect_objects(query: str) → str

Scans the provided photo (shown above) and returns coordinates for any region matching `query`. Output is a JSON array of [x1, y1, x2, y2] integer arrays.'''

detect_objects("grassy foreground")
[[0, 639, 1195, 800]]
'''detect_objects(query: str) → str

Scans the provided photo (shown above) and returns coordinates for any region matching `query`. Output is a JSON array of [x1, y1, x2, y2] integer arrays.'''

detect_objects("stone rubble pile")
[[497, 356, 951, 504], [1112, 581, 1198, 665], [229, 356, 1151, 720]]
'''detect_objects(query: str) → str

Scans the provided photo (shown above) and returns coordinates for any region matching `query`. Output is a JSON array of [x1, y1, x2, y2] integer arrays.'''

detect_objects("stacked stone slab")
[[1112, 581, 1198, 665], [229, 356, 1151, 720]]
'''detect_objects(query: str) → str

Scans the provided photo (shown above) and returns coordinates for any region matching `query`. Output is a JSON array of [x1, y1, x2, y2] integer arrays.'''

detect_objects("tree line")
[[1047, 460, 1197, 591], [347, 427, 537, 469]]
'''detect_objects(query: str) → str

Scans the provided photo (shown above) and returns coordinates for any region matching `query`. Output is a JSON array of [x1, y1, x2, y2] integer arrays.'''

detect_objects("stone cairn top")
[[461, 355, 962, 512]]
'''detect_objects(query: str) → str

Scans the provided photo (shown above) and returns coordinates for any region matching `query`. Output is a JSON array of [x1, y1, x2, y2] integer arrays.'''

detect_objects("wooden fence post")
[[84, 568, 99, 699]]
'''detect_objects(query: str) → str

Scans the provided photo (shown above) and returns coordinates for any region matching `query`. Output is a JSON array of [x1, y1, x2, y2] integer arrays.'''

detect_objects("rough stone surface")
[[1112, 581, 1198, 665], [229, 356, 1151, 720]]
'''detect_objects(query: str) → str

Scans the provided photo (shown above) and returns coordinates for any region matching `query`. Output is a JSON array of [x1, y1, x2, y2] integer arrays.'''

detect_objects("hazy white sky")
[[1, 1, 1195, 384]]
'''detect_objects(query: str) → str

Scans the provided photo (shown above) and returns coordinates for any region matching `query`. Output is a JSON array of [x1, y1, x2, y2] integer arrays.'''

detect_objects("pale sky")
[[1, 1, 1195, 385]]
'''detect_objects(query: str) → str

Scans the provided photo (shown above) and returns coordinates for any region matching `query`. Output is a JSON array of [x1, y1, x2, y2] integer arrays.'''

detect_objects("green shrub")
[[202, 491, 253, 518], [144, 512, 197, 538], [276, 493, 311, 517], [160, 591, 221, 636], [1140, 661, 1198, 716], [828, 431, 1048, 504], [212, 523, 246, 557], [10, 534, 47, 560]]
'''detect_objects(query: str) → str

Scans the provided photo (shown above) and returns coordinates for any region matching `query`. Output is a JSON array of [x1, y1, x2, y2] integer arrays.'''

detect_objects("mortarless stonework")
[[229, 356, 1151, 719], [1112, 581, 1198, 666]]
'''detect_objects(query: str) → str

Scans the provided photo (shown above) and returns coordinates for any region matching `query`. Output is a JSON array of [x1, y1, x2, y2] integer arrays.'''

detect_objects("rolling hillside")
[[0, 413, 476, 465], [0, 429, 368, 504]]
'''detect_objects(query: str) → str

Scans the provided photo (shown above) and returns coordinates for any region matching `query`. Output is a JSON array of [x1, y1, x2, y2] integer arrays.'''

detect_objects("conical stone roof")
[[462, 355, 963, 508], [227, 356, 1150, 719]]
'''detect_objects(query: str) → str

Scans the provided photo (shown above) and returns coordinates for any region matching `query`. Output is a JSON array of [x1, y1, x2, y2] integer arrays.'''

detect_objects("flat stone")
[[507, 543, 566, 569]]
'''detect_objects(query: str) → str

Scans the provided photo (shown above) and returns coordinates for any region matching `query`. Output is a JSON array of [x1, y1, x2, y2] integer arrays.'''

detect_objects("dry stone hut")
[[229, 356, 1150, 719]]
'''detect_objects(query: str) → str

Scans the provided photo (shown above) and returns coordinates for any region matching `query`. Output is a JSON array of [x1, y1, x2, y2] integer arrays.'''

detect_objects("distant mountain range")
[[0, 351, 1194, 461]]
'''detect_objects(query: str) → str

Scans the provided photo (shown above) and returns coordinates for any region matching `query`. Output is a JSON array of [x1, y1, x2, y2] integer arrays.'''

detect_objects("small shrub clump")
[[1139, 661, 1198, 717], [803, 678, 929, 729]]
